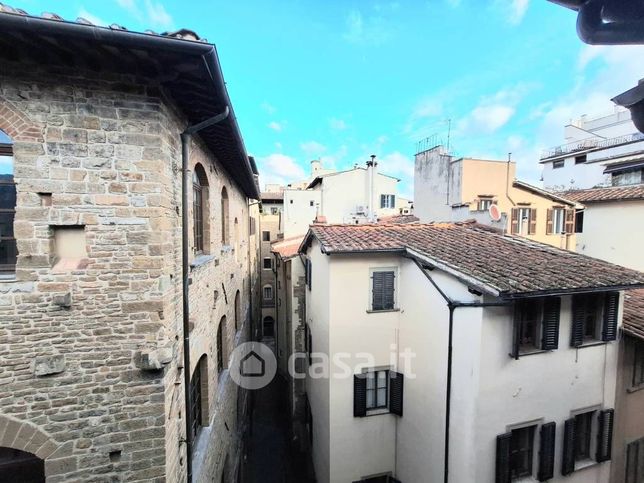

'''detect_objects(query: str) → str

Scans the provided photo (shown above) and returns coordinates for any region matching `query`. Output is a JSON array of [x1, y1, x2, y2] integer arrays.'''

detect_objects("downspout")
[[411, 259, 509, 483], [506, 153, 516, 207], [181, 106, 230, 483], [248, 200, 261, 340]]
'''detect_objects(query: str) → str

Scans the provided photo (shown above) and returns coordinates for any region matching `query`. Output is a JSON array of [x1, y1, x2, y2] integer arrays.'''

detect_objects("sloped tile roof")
[[561, 184, 644, 203], [302, 222, 644, 297], [377, 214, 419, 224], [623, 288, 644, 341], [272, 236, 305, 260]]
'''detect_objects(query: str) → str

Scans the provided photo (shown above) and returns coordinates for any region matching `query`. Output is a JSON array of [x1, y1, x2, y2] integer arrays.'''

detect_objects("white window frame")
[[552, 207, 565, 234], [380, 194, 395, 209], [517, 207, 531, 235], [263, 285, 273, 300]]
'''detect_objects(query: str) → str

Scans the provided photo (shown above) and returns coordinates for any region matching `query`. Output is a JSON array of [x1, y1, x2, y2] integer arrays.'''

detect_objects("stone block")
[[32, 354, 65, 376], [137, 347, 173, 371]]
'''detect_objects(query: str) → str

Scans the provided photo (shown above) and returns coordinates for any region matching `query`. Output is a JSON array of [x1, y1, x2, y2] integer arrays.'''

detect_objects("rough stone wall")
[[0, 61, 255, 482]]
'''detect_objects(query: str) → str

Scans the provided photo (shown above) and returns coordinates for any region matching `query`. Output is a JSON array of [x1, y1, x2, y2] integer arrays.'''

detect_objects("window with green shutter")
[[370, 269, 396, 311]]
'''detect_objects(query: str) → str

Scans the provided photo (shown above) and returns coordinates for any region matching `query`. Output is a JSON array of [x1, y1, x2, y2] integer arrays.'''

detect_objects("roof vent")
[[42, 12, 64, 20]]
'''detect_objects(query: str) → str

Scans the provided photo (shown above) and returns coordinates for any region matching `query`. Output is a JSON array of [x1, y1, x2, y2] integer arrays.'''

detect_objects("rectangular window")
[[477, 198, 493, 211], [574, 411, 594, 461], [517, 207, 531, 235], [571, 292, 618, 347], [553, 159, 564, 169], [380, 194, 396, 209], [310, 200, 314, 207], [271, 207, 279, 215], [575, 210, 584, 233], [626, 437, 644, 483], [262, 230, 270, 242], [575, 154, 587, 164], [512, 297, 560, 357], [632, 340, 644, 389], [552, 207, 565, 234], [366, 370, 389, 410], [515, 299, 540, 352], [263, 258, 273, 270], [370, 269, 395, 311], [263, 285, 273, 300], [510, 425, 536, 479]]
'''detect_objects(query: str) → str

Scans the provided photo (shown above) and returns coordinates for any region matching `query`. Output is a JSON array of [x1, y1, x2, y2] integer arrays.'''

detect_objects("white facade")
[[541, 108, 644, 190], [303, 239, 621, 483], [576, 199, 644, 272], [283, 189, 322, 239]]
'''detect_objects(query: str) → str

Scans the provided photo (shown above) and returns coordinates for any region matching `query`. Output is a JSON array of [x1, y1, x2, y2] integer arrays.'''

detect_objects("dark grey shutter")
[[596, 409, 614, 462], [602, 292, 619, 341], [353, 374, 367, 417], [308, 330, 312, 365], [571, 295, 585, 348], [541, 297, 561, 351], [562, 418, 576, 476], [389, 371, 404, 416], [388, 477, 401, 483], [380, 194, 386, 208], [308, 260, 312, 290], [391, 195, 396, 207], [495, 432, 512, 483], [372, 272, 385, 310], [383, 271, 395, 309], [511, 303, 521, 360], [537, 422, 556, 481], [304, 259, 309, 286]]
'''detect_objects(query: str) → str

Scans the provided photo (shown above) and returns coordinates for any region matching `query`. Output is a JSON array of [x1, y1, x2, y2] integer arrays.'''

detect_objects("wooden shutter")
[[353, 374, 367, 417], [510, 208, 519, 234], [511, 303, 522, 360], [304, 259, 309, 286], [308, 259, 312, 290], [570, 295, 585, 348], [380, 194, 386, 208], [565, 209, 575, 234], [625, 439, 644, 483], [391, 195, 396, 207], [383, 271, 395, 310], [562, 418, 576, 476], [596, 409, 614, 463], [546, 209, 553, 235], [602, 292, 619, 342], [308, 330, 312, 365], [389, 371, 404, 416], [495, 432, 512, 483], [372, 271, 384, 310], [541, 297, 561, 351], [529, 208, 537, 235], [537, 422, 556, 481]]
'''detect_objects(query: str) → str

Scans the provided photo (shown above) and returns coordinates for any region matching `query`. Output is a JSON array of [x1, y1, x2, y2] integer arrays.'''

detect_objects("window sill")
[[0, 274, 17, 283], [576, 341, 608, 349], [574, 458, 600, 472], [190, 254, 216, 269], [366, 308, 400, 314], [627, 384, 644, 394], [364, 408, 390, 417], [512, 476, 537, 483], [52, 258, 89, 274], [514, 349, 551, 358]]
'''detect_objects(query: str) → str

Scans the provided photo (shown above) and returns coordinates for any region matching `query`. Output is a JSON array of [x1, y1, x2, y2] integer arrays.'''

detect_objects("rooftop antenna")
[[446, 118, 451, 153]]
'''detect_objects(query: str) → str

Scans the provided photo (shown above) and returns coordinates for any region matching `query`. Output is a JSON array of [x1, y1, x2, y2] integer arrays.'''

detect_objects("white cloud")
[[343, 10, 391, 46], [497, 0, 529, 25], [379, 151, 414, 178], [268, 121, 283, 132], [300, 141, 327, 157], [457, 84, 531, 135], [446, 0, 462, 7], [78, 8, 107, 26], [114, 0, 173, 29], [261, 102, 277, 115], [256, 153, 305, 188], [329, 118, 347, 130]]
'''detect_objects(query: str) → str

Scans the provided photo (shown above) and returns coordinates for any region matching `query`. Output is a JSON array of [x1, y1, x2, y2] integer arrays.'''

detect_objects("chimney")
[[311, 159, 322, 176], [366, 155, 378, 222]]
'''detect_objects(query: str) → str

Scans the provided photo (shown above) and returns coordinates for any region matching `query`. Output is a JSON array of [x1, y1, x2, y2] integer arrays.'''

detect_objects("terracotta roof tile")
[[624, 288, 644, 341], [272, 236, 305, 260], [377, 214, 419, 224], [560, 184, 644, 203], [303, 222, 644, 297]]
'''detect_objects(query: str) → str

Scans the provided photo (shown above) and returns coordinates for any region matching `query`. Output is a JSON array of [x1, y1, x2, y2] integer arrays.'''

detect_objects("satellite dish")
[[489, 204, 501, 221]]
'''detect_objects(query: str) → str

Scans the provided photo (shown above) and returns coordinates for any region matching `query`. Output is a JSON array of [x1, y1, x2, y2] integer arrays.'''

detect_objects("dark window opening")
[[632, 340, 644, 389], [626, 437, 644, 483], [263, 258, 273, 270], [0, 129, 16, 275], [574, 411, 593, 461], [575, 210, 584, 233], [217, 318, 226, 374], [510, 425, 536, 479], [262, 231, 270, 242], [263, 316, 274, 337], [515, 299, 540, 352], [0, 447, 45, 483], [190, 356, 206, 439], [575, 154, 587, 164], [553, 159, 564, 169]]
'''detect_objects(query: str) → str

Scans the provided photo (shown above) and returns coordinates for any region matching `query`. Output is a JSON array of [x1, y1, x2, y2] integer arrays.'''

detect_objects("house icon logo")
[[240, 350, 265, 377], [230, 342, 276, 390]]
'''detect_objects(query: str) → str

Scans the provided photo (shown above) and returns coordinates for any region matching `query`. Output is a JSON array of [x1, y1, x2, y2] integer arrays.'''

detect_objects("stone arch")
[[0, 414, 73, 479], [0, 100, 44, 142]]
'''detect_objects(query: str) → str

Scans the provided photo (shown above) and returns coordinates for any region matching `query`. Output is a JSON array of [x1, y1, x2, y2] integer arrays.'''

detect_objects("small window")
[[574, 411, 594, 462], [217, 317, 226, 373], [553, 159, 564, 169], [263, 285, 273, 300], [289, 200, 294, 204], [309, 200, 314, 207], [380, 194, 396, 209], [515, 299, 541, 352], [575, 211, 584, 233], [190, 356, 207, 439], [626, 437, 644, 483], [571, 292, 618, 347], [574, 154, 587, 164], [477, 198, 493, 211], [0, 130, 17, 275], [221, 186, 229, 245], [517, 207, 531, 235], [366, 370, 389, 410], [263, 258, 273, 270], [370, 269, 396, 311], [262, 231, 270, 242], [271, 207, 279, 215], [632, 340, 644, 389], [552, 207, 565, 234], [510, 425, 536, 480]]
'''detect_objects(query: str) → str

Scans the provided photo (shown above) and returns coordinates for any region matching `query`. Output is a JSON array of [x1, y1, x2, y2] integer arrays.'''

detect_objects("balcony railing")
[[540, 132, 644, 160]]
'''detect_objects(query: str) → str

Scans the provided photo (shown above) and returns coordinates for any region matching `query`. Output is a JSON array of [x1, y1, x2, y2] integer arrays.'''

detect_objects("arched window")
[[221, 186, 229, 245], [190, 355, 208, 439], [234, 290, 241, 331], [193, 164, 209, 254], [263, 316, 275, 337], [217, 316, 226, 374], [0, 129, 16, 276], [263, 285, 273, 301], [233, 217, 239, 260]]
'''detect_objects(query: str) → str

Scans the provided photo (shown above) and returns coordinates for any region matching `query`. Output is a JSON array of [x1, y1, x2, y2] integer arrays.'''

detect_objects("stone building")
[[0, 7, 260, 483]]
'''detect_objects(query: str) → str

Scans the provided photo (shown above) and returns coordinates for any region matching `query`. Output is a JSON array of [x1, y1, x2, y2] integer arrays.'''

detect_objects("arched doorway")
[[0, 447, 45, 482], [263, 316, 275, 337]]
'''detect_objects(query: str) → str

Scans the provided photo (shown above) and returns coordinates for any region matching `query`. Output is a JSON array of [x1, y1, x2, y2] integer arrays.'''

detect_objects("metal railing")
[[540, 132, 644, 160]]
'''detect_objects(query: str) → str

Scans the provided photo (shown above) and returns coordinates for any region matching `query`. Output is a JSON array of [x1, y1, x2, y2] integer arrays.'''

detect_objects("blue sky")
[[6, 0, 644, 196]]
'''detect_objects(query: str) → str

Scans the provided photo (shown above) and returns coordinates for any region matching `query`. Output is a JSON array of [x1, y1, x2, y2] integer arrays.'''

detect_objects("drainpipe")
[[181, 106, 230, 483], [411, 259, 510, 483]]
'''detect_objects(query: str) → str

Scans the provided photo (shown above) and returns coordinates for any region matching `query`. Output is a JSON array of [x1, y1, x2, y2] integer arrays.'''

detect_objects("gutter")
[[181, 107, 230, 483], [410, 258, 510, 483]]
